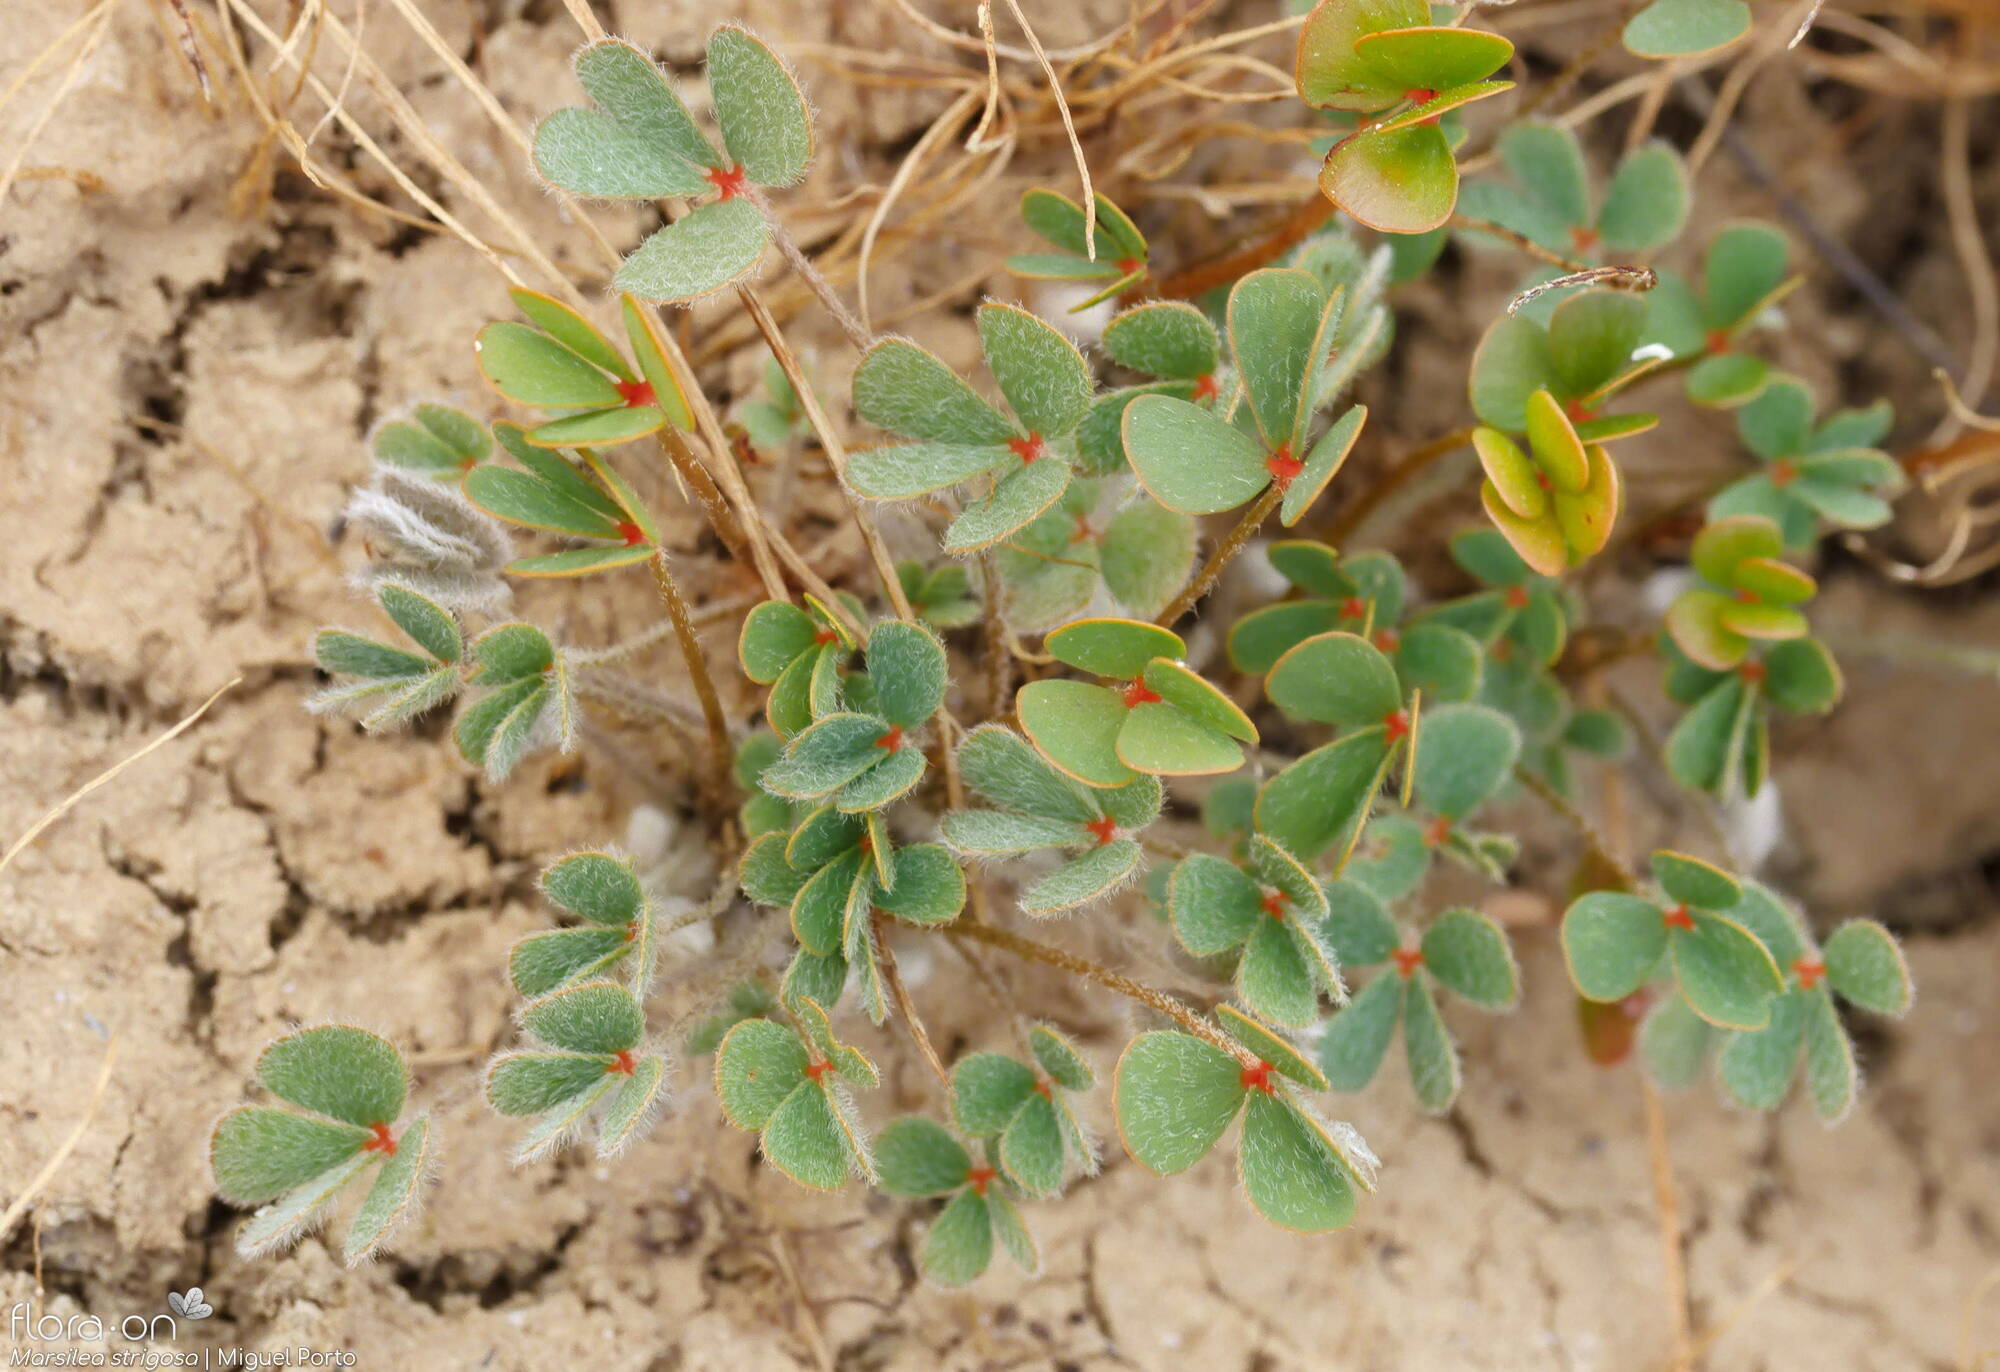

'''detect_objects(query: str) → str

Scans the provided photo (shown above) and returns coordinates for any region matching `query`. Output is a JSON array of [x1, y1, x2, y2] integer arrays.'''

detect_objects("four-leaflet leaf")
[[210, 1026, 434, 1263], [714, 1000, 878, 1189], [1709, 375, 1904, 547], [532, 32, 814, 303], [1124, 269, 1367, 528], [848, 305, 1094, 555], [1295, 0, 1515, 233], [1473, 388, 1622, 577], [1319, 902, 1520, 1113], [1642, 221, 1797, 407], [1017, 618, 1258, 786], [949, 1025, 1100, 1196], [1115, 1008, 1377, 1233], [474, 289, 693, 445], [876, 1117, 1040, 1286], [1006, 188, 1152, 311], [942, 724, 1160, 915], [485, 980, 669, 1162], [1563, 851, 1785, 1031]]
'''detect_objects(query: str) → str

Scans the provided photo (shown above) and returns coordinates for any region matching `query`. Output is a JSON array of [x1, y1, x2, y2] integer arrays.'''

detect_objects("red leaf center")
[[805, 1059, 834, 1084], [813, 628, 839, 645], [1260, 890, 1286, 921], [1192, 373, 1219, 403], [616, 520, 647, 547], [875, 725, 905, 753], [1423, 816, 1452, 848], [1383, 709, 1410, 742], [1121, 678, 1162, 708], [1793, 957, 1826, 990], [1662, 904, 1696, 932], [1115, 256, 1142, 276], [1770, 458, 1799, 487], [1083, 815, 1118, 847], [361, 1121, 397, 1156], [1340, 596, 1369, 621], [1239, 1060, 1275, 1095], [966, 1165, 997, 1195], [1738, 659, 1767, 685], [706, 163, 749, 200], [606, 1049, 637, 1076], [1504, 585, 1531, 610], [1392, 946, 1425, 978], [1007, 432, 1046, 464], [1569, 225, 1600, 254], [1372, 628, 1401, 654], [1266, 444, 1304, 490], [1704, 328, 1732, 356], [615, 377, 657, 409]]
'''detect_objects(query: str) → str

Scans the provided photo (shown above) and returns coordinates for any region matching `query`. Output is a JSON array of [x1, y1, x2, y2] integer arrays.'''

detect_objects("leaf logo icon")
[[167, 1288, 213, 1320]]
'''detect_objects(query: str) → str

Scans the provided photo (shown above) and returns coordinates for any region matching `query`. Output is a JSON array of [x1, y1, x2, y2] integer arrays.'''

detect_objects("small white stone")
[[624, 804, 677, 866]]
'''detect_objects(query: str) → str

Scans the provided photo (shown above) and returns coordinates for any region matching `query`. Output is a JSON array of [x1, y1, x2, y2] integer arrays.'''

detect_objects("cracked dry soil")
[[3, 2, 1999, 1370]]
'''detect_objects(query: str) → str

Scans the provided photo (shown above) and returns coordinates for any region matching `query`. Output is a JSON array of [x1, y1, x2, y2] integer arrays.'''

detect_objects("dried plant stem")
[[157, 0, 214, 100], [1937, 93, 1999, 439], [1449, 214, 1594, 274], [737, 288, 913, 619], [639, 307, 789, 600], [1508, 265, 1656, 315], [647, 550, 733, 798], [937, 921, 1251, 1064], [1500, 1, 1634, 129], [1, 678, 239, 878], [1000, 0, 1095, 261], [873, 912, 953, 1092], [231, 0, 579, 304], [0, 1, 112, 209], [1323, 426, 1475, 546], [1642, 1075, 1695, 1365], [1157, 484, 1283, 626], [654, 427, 759, 571], [979, 548, 1013, 718], [745, 505, 871, 644], [572, 678, 702, 756], [857, 88, 983, 332], [764, 1221, 835, 1372], [750, 192, 873, 352], [0, 1035, 118, 1244], [1157, 193, 1336, 300], [1513, 765, 1637, 890]]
